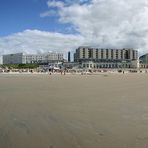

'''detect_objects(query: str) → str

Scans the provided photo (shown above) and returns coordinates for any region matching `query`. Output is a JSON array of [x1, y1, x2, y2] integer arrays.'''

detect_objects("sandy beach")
[[0, 73, 148, 148]]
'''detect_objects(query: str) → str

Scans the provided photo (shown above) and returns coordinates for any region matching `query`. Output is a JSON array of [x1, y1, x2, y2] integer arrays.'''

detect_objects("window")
[[83, 48, 85, 58], [101, 49, 104, 59], [111, 49, 113, 59], [116, 50, 118, 59], [106, 49, 109, 59], [88, 48, 93, 58], [96, 49, 98, 59], [121, 50, 123, 59]]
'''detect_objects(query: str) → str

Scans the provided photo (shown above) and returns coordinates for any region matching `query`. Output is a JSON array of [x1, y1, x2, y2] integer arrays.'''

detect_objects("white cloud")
[[46, 0, 148, 54], [40, 10, 57, 17], [47, 0, 65, 8], [0, 29, 84, 55]]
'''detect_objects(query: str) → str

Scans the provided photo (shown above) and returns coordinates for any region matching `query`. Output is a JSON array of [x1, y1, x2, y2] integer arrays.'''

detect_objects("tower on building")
[[68, 51, 71, 62]]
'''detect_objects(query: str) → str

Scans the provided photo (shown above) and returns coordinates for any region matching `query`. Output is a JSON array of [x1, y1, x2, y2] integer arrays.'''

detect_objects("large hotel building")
[[74, 47, 138, 68]]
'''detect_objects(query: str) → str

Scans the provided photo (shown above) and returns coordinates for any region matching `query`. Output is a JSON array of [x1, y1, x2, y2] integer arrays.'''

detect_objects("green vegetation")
[[0, 63, 39, 69]]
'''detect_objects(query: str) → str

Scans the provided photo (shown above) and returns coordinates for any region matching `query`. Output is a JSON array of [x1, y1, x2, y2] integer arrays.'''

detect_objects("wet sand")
[[0, 73, 148, 148]]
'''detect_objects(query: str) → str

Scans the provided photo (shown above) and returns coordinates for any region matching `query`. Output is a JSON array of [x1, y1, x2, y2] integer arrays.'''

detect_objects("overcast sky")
[[0, 0, 148, 61]]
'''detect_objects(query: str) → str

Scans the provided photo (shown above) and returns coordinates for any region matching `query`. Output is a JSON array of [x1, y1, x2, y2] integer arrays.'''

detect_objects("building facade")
[[139, 54, 148, 68], [3, 52, 64, 64], [3, 53, 24, 64], [74, 47, 138, 69]]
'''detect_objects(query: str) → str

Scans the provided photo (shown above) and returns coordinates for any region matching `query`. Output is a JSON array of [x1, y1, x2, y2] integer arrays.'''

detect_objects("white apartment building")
[[3, 52, 64, 64], [74, 47, 138, 69]]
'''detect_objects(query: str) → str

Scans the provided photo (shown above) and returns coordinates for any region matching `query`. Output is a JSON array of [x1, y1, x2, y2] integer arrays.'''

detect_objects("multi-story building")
[[3, 52, 64, 64], [3, 53, 24, 64], [139, 54, 148, 68], [74, 46, 138, 69]]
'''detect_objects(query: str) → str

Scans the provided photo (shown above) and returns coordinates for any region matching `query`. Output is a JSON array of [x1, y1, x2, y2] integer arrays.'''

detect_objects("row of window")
[[81, 52, 137, 60]]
